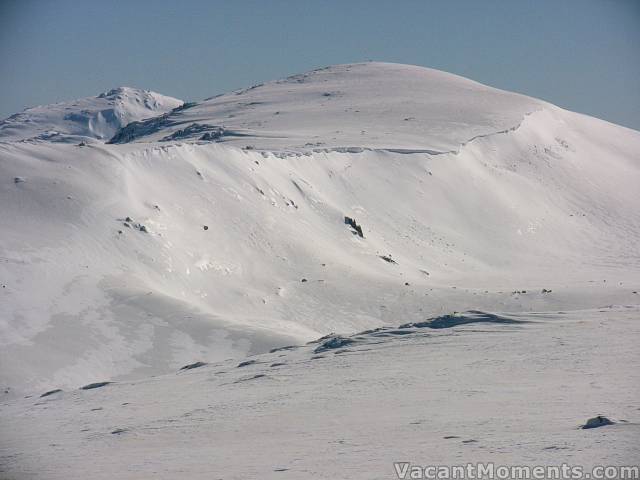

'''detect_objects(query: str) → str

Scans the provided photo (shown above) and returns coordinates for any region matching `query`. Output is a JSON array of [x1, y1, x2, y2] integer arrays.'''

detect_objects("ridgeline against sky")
[[0, 0, 639, 131]]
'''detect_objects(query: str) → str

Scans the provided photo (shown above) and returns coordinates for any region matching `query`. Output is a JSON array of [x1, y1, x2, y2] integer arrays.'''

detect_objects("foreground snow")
[[1, 307, 638, 479]]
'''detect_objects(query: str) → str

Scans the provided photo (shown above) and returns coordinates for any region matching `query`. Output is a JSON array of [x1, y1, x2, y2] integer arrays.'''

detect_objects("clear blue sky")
[[1, 0, 639, 130]]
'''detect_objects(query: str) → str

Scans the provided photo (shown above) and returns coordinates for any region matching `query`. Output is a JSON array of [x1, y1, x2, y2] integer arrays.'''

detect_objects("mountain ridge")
[[105, 62, 545, 152], [0, 86, 183, 143]]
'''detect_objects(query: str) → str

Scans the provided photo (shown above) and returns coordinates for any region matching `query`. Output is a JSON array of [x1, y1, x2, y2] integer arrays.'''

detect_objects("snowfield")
[[0, 62, 638, 478], [1, 307, 639, 479]]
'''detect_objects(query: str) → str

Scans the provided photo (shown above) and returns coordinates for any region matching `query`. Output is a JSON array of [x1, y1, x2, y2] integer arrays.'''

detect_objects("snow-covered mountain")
[[0, 87, 183, 143], [1, 62, 639, 478], [1, 62, 639, 396], [108, 62, 540, 152]]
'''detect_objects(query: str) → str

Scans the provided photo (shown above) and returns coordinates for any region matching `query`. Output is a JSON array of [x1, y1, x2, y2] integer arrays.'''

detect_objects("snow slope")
[[0, 63, 639, 400], [1, 307, 639, 479], [0, 87, 183, 143]]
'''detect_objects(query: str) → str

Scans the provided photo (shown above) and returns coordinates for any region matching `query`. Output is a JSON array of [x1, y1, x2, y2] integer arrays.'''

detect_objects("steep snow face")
[[1, 104, 639, 395], [109, 62, 542, 151], [0, 87, 183, 143]]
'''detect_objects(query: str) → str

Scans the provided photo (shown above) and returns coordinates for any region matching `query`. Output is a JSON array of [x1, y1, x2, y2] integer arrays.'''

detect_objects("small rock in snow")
[[40, 389, 63, 398], [80, 381, 112, 390], [237, 360, 257, 368], [582, 415, 615, 429], [179, 361, 207, 371]]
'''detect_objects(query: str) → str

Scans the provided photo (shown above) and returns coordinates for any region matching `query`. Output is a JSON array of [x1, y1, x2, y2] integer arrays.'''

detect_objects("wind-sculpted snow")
[[311, 311, 528, 353], [109, 116, 255, 144], [398, 310, 527, 329], [0, 87, 182, 143]]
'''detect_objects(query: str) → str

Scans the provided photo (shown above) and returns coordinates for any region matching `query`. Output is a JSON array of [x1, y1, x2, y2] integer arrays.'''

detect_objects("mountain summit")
[[0, 87, 182, 143], [109, 62, 542, 152]]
